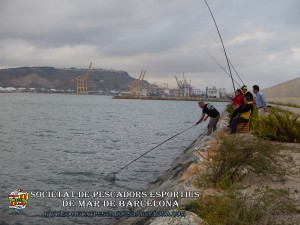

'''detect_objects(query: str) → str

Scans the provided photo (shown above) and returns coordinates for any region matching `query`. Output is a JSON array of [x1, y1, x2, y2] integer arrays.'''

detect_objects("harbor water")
[[0, 93, 227, 224]]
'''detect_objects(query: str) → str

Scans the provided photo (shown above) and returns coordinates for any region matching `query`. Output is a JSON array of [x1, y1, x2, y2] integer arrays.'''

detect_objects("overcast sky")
[[0, 0, 299, 91]]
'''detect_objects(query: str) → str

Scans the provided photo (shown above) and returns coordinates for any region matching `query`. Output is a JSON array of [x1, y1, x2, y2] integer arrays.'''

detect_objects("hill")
[[0, 66, 145, 92]]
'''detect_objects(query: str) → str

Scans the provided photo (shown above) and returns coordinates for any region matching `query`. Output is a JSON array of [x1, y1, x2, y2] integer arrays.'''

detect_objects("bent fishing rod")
[[202, 0, 236, 92], [105, 124, 197, 182], [204, 49, 242, 88]]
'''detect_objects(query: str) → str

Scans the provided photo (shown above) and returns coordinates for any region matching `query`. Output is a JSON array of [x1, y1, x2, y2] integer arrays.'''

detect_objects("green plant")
[[252, 107, 300, 143], [268, 101, 300, 109], [185, 187, 297, 225], [185, 187, 256, 225], [226, 104, 234, 118], [188, 119, 298, 225], [253, 188, 298, 216], [196, 135, 292, 189]]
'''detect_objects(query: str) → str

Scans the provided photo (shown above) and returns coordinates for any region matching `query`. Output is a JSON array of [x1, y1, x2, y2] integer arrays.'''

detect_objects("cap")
[[241, 85, 247, 90]]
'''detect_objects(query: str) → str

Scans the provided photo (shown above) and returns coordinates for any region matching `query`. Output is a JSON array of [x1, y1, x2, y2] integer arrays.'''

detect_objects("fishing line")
[[104, 124, 197, 183], [212, 37, 245, 85], [204, 49, 242, 88], [202, 0, 236, 92], [206, 31, 244, 85]]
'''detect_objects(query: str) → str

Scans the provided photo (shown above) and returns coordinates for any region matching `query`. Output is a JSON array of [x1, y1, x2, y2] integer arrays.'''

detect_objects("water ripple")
[[0, 93, 227, 224]]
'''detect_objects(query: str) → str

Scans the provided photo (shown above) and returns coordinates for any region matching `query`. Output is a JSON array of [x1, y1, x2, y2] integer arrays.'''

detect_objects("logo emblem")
[[8, 189, 29, 212]]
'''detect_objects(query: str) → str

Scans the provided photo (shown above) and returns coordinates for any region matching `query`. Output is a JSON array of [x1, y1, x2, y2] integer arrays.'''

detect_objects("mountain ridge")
[[0, 66, 144, 92]]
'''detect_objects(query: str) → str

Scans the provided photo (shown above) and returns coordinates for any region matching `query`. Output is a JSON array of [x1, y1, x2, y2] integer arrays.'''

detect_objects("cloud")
[[0, 0, 299, 90]]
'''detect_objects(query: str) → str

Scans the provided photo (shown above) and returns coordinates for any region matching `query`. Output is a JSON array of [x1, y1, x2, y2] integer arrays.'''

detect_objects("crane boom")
[[84, 62, 92, 79], [141, 70, 146, 81], [138, 70, 143, 80], [175, 75, 179, 86], [130, 69, 146, 97], [76, 62, 92, 94]]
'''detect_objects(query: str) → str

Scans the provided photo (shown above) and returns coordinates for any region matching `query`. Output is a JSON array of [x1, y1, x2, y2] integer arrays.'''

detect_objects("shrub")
[[268, 101, 300, 109], [252, 107, 300, 143], [185, 187, 297, 225], [226, 104, 234, 118], [196, 135, 292, 189], [188, 120, 298, 225]]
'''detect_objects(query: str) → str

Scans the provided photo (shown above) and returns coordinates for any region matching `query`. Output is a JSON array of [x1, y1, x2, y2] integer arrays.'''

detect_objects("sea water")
[[0, 93, 226, 224]]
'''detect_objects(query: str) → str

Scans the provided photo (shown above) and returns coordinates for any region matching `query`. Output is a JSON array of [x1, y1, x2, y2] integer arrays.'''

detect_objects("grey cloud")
[[0, 0, 299, 90]]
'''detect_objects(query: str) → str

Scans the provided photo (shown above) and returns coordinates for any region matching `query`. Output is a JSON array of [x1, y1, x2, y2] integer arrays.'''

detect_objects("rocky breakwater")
[[116, 113, 228, 225]]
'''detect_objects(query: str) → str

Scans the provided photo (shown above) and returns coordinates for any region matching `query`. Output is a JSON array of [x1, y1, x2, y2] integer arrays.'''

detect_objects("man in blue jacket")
[[253, 85, 267, 116]]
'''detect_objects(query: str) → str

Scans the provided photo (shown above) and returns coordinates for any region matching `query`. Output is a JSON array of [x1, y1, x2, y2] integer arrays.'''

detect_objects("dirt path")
[[268, 103, 300, 115]]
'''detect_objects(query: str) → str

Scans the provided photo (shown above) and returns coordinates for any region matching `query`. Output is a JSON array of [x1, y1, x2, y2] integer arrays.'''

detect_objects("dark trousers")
[[229, 108, 239, 124], [230, 117, 249, 134]]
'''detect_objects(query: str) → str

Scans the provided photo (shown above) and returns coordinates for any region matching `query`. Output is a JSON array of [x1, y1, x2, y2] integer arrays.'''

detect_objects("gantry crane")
[[175, 73, 191, 97], [175, 75, 184, 97], [131, 69, 146, 96], [183, 73, 192, 97], [76, 62, 92, 94]]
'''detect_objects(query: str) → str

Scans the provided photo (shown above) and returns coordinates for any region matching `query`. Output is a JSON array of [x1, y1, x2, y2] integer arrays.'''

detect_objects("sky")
[[0, 0, 299, 91]]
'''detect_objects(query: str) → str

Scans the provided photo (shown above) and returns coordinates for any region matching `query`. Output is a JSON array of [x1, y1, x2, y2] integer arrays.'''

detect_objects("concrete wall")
[[263, 77, 300, 106]]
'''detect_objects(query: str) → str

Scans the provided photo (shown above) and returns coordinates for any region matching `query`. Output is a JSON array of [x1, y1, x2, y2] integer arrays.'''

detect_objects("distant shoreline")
[[0, 92, 231, 102], [113, 95, 230, 102]]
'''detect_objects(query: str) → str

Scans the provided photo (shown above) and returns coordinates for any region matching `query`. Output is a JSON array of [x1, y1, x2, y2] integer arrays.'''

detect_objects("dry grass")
[[184, 131, 299, 225]]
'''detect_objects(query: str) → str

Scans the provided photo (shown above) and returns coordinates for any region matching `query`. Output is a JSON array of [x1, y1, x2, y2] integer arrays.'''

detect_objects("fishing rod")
[[202, 0, 236, 92], [105, 124, 197, 183], [204, 49, 242, 88]]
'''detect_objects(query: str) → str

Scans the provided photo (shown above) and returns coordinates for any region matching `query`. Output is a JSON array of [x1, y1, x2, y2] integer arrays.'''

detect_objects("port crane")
[[76, 62, 92, 94], [175, 73, 191, 97], [175, 75, 184, 97], [131, 69, 146, 96], [182, 73, 192, 97]]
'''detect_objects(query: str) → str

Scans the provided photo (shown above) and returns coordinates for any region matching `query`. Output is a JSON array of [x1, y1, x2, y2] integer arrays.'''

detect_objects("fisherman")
[[227, 85, 253, 126], [241, 85, 253, 102], [231, 89, 244, 109], [196, 101, 220, 135], [253, 85, 268, 116], [229, 96, 253, 134]]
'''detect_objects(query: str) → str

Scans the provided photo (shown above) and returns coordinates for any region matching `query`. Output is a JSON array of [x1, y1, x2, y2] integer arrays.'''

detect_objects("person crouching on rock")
[[196, 101, 220, 135], [229, 96, 253, 134]]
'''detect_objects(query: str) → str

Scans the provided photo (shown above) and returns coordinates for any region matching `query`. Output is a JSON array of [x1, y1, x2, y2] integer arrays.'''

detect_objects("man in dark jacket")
[[241, 85, 254, 102], [229, 96, 253, 134], [196, 101, 220, 135]]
